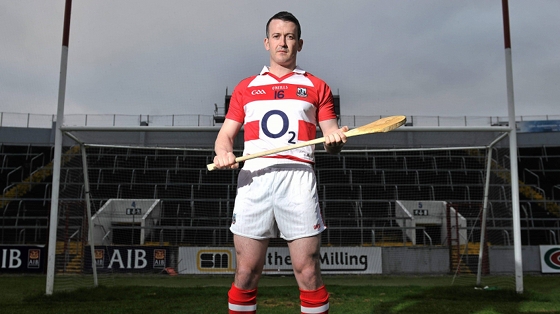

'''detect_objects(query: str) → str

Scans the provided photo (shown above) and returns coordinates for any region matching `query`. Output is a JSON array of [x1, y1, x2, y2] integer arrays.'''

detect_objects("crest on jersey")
[[296, 87, 308, 98]]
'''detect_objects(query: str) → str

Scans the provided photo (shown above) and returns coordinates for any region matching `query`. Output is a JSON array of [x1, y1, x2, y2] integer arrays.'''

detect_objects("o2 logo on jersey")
[[261, 110, 296, 144]]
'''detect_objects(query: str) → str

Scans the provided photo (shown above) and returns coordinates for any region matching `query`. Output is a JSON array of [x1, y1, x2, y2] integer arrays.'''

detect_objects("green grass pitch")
[[1, 274, 559, 313]]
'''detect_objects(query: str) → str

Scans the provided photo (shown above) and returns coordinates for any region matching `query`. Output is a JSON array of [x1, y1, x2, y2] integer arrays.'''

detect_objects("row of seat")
[[83, 151, 491, 172], [2, 144, 559, 246], [78, 167, 496, 186]]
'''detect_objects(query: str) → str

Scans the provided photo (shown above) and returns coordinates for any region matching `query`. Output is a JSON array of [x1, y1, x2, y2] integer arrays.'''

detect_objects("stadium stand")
[[1, 141, 559, 249], [0, 115, 559, 257]]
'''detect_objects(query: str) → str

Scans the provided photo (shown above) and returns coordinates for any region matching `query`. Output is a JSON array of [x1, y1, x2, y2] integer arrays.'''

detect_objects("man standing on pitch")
[[213, 11, 348, 314]]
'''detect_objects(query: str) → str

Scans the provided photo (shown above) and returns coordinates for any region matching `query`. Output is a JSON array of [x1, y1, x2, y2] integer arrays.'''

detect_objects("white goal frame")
[[47, 0, 522, 295], [45, 124, 522, 294]]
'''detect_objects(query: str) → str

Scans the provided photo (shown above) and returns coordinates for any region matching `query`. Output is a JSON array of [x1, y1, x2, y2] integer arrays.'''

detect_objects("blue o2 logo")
[[261, 110, 288, 138], [261, 110, 296, 144]]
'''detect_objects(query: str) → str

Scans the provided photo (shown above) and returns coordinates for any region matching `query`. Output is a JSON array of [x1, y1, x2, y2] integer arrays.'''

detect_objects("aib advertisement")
[[0, 245, 45, 273]]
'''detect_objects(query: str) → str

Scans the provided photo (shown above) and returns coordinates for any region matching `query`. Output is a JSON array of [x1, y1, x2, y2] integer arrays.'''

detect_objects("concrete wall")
[[380, 246, 542, 275], [489, 246, 542, 274], [382, 247, 449, 274], [0, 126, 56, 145]]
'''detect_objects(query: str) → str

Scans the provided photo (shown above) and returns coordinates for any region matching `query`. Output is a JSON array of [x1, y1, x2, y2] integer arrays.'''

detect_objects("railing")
[[549, 230, 557, 245], [502, 230, 511, 246], [6, 167, 23, 187], [523, 168, 541, 187], [423, 230, 433, 246], [64, 229, 81, 273], [555, 221, 560, 245], [29, 153, 45, 177], [1, 112, 560, 129], [553, 185, 560, 201]]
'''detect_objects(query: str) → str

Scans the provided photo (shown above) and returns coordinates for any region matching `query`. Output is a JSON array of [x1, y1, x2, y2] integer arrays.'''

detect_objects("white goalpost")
[[44, 123, 525, 293], [45, 0, 525, 295], [46, 0, 72, 296]]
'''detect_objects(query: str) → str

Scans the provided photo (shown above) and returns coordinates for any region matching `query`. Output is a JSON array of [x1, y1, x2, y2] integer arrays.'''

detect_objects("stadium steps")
[[144, 241, 170, 246], [450, 242, 485, 274], [374, 241, 414, 247], [0, 145, 81, 209], [65, 255, 83, 273], [468, 149, 560, 218], [56, 241, 83, 273]]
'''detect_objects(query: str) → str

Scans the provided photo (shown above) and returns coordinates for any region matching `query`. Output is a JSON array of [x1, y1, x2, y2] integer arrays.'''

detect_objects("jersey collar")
[[260, 66, 306, 76]]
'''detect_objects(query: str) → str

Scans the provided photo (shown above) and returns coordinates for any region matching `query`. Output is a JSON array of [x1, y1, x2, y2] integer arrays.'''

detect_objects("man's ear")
[[264, 37, 270, 51], [298, 39, 303, 52]]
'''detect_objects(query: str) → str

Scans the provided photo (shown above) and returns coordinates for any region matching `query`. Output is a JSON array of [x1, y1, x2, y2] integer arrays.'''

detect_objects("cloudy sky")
[[1, 0, 559, 119]]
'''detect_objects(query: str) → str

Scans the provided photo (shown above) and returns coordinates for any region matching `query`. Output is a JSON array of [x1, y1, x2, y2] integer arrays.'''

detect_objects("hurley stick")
[[207, 115, 406, 171]]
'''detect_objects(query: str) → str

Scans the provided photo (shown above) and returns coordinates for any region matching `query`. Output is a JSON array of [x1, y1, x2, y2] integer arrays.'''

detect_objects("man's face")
[[264, 19, 303, 69]]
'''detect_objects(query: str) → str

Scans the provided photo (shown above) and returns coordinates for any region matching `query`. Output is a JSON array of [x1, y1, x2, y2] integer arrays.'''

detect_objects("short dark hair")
[[266, 11, 301, 40]]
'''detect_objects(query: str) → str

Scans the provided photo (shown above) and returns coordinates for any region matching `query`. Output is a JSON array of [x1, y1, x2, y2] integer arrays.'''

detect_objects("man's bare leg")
[[287, 234, 324, 290], [227, 235, 269, 313], [288, 234, 329, 313], [233, 234, 269, 289]]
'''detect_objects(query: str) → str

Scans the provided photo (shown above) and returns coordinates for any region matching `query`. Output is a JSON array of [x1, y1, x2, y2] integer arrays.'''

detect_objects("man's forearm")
[[214, 136, 234, 156]]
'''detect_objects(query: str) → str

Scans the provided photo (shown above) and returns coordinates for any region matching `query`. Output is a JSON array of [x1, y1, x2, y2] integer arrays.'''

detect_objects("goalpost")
[[46, 0, 523, 295], [45, 123, 523, 293]]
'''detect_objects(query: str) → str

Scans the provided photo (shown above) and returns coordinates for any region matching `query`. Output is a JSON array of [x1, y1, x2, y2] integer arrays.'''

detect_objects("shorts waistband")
[[243, 158, 313, 171]]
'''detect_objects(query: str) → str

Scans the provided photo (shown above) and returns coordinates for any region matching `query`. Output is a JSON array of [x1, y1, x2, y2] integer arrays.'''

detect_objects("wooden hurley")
[[207, 115, 407, 171]]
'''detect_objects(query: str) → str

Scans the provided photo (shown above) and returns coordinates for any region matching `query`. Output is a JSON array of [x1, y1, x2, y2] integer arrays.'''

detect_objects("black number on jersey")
[[288, 131, 296, 144], [274, 90, 285, 99]]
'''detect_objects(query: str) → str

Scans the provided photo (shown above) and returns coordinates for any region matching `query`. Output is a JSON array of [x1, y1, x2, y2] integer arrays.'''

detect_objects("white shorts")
[[230, 160, 326, 241]]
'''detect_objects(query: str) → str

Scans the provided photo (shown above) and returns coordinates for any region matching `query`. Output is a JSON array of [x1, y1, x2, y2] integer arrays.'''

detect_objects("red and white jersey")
[[226, 66, 337, 166]]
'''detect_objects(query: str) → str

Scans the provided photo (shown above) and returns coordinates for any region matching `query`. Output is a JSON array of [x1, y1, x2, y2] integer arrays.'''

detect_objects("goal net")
[[51, 125, 518, 291]]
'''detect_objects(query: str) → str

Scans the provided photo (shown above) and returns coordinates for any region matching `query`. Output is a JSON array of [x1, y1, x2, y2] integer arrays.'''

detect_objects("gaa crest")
[[296, 87, 307, 98]]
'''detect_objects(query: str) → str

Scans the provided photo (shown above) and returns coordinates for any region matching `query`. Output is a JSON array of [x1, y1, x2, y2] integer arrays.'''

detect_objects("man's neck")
[[268, 63, 296, 78]]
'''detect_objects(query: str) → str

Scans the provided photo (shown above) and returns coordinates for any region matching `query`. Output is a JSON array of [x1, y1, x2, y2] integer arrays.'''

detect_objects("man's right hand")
[[213, 152, 239, 169]]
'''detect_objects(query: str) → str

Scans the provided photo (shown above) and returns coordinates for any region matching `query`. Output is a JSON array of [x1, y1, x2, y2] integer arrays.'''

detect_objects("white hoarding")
[[540, 245, 560, 273], [179, 247, 382, 275]]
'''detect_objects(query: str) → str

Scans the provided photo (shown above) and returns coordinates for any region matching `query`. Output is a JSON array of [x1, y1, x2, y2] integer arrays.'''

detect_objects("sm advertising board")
[[540, 245, 560, 273], [0, 245, 45, 273], [179, 247, 382, 275]]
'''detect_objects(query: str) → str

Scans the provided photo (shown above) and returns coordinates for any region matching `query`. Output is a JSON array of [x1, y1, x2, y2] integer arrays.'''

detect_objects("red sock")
[[228, 283, 257, 314], [300, 285, 329, 314]]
